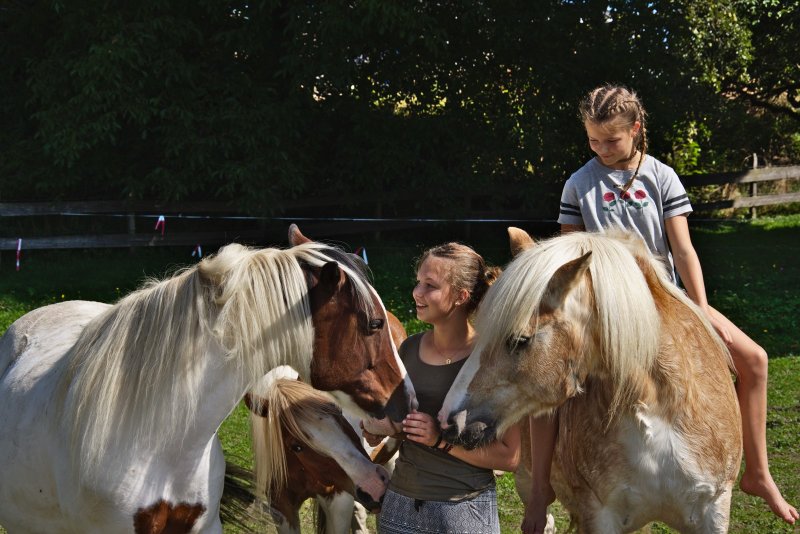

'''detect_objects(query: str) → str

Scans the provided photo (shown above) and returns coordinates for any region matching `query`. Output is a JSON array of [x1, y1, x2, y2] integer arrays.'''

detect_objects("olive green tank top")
[[388, 333, 495, 502]]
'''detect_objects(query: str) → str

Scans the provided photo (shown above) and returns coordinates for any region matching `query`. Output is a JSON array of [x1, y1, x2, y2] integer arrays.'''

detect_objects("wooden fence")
[[1, 164, 798, 252], [681, 164, 800, 216]]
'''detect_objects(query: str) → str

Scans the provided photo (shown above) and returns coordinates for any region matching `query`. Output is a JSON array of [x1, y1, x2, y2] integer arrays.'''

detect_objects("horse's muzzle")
[[442, 414, 495, 450], [384, 380, 418, 422], [355, 488, 383, 513]]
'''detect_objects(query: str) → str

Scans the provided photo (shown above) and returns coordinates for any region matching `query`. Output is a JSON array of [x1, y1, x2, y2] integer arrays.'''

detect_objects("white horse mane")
[[56, 241, 375, 477], [475, 231, 667, 402]]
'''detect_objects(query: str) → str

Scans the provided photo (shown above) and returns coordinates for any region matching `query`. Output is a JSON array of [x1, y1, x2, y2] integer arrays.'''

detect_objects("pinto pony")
[[245, 367, 390, 534], [440, 228, 742, 533], [0, 225, 415, 534], [245, 312, 407, 534]]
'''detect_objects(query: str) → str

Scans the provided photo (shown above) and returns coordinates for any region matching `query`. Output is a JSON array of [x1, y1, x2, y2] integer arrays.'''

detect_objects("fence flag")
[[155, 215, 166, 235], [355, 246, 368, 264], [192, 244, 203, 259], [16, 238, 22, 271]]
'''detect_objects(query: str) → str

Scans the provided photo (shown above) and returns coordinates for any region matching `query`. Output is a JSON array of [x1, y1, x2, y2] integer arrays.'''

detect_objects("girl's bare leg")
[[709, 306, 798, 524]]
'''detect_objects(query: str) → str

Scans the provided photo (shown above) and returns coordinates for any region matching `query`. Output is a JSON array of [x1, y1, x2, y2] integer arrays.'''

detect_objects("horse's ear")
[[319, 261, 344, 289], [541, 251, 592, 311], [288, 224, 311, 246], [508, 227, 535, 257], [244, 393, 270, 418]]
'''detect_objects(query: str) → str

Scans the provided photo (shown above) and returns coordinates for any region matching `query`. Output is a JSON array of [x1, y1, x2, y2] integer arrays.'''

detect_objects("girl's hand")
[[521, 485, 556, 534], [402, 409, 440, 447], [703, 307, 733, 346]]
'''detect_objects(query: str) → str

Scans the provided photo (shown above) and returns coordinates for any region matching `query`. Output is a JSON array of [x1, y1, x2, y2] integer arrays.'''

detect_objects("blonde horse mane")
[[57, 240, 375, 477], [475, 230, 675, 414], [250, 378, 344, 501]]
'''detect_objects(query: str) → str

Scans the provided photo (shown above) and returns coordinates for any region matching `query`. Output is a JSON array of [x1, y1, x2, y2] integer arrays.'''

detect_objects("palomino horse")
[[246, 312, 407, 534], [440, 228, 742, 533], [0, 225, 415, 534]]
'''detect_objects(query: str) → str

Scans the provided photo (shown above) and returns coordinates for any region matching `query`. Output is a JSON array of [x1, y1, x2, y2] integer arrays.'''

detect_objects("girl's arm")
[[664, 215, 732, 344], [561, 224, 584, 234], [447, 422, 520, 472], [403, 410, 521, 472]]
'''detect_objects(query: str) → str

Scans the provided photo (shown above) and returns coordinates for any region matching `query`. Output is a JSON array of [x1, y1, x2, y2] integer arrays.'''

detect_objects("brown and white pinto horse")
[[441, 228, 742, 533], [245, 312, 407, 534], [245, 367, 390, 534], [0, 225, 415, 534]]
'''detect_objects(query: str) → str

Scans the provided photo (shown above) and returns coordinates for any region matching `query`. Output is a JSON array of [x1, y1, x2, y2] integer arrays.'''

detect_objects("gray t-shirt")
[[557, 156, 692, 280]]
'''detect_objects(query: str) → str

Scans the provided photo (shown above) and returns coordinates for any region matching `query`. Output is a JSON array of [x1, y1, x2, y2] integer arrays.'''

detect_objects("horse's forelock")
[[477, 232, 662, 399], [290, 242, 378, 316], [475, 241, 570, 357], [252, 379, 345, 498]]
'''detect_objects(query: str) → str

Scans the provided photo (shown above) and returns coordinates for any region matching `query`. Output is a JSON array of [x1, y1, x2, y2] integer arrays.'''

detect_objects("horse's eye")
[[291, 444, 303, 453], [506, 335, 532, 351], [368, 318, 384, 330]]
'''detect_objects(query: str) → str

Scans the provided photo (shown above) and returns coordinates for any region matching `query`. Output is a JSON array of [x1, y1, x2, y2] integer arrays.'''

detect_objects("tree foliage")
[[1, 0, 797, 215]]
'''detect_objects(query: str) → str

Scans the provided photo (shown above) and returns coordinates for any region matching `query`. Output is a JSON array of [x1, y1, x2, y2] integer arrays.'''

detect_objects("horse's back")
[[1, 299, 109, 384], [0, 301, 110, 531]]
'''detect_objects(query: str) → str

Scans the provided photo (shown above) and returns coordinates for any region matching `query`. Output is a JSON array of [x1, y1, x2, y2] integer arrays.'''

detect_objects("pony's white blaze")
[[302, 412, 390, 503], [437, 345, 479, 430]]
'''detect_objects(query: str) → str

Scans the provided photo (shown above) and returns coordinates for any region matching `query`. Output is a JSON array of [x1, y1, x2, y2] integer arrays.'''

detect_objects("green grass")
[[1, 215, 798, 533]]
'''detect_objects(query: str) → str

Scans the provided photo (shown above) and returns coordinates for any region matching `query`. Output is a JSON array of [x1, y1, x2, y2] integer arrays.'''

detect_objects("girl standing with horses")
[[363, 242, 521, 534], [522, 84, 798, 533]]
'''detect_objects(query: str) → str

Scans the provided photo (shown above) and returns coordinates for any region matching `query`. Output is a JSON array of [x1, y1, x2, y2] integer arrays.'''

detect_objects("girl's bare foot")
[[740, 471, 799, 524]]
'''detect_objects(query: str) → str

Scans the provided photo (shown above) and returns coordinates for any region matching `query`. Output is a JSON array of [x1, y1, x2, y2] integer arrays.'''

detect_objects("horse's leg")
[[194, 510, 223, 534], [350, 501, 370, 534], [672, 487, 734, 534], [315, 493, 355, 534]]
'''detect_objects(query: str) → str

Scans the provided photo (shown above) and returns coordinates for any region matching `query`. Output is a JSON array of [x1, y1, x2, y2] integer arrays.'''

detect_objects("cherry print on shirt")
[[602, 189, 649, 212]]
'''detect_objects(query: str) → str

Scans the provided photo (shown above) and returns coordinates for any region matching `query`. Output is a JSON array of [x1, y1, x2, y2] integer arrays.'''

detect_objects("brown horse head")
[[246, 377, 389, 531], [288, 225, 416, 422]]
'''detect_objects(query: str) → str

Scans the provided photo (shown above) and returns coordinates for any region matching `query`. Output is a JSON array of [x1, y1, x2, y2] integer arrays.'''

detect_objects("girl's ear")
[[631, 120, 642, 136], [457, 288, 469, 306]]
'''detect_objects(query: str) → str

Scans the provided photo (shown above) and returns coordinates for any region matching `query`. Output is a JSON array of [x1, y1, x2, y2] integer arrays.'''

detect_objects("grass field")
[[1, 215, 798, 533]]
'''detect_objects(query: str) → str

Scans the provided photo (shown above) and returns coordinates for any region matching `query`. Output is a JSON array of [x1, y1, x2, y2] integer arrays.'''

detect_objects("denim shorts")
[[377, 487, 499, 534]]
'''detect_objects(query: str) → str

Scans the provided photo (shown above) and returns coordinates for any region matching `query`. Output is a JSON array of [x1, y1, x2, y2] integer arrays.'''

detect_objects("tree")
[[1, 0, 797, 215]]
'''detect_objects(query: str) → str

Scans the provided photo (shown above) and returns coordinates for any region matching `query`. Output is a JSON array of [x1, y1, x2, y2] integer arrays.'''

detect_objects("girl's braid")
[[580, 85, 648, 193]]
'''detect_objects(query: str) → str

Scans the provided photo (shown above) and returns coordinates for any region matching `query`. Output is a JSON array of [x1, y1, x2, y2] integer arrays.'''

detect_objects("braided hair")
[[579, 84, 648, 194]]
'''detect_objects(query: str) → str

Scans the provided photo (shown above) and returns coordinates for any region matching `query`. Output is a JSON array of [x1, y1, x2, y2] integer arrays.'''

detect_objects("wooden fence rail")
[[1, 164, 798, 252], [681, 164, 800, 213]]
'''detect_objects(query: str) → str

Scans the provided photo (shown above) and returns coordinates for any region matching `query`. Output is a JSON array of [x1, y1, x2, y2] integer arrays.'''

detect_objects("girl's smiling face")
[[585, 119, 640, 170], [412, 256, 459, 324]]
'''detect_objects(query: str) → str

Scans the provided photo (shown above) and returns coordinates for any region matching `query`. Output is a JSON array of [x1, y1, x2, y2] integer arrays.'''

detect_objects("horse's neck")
[[180, 341, 252, 449]]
